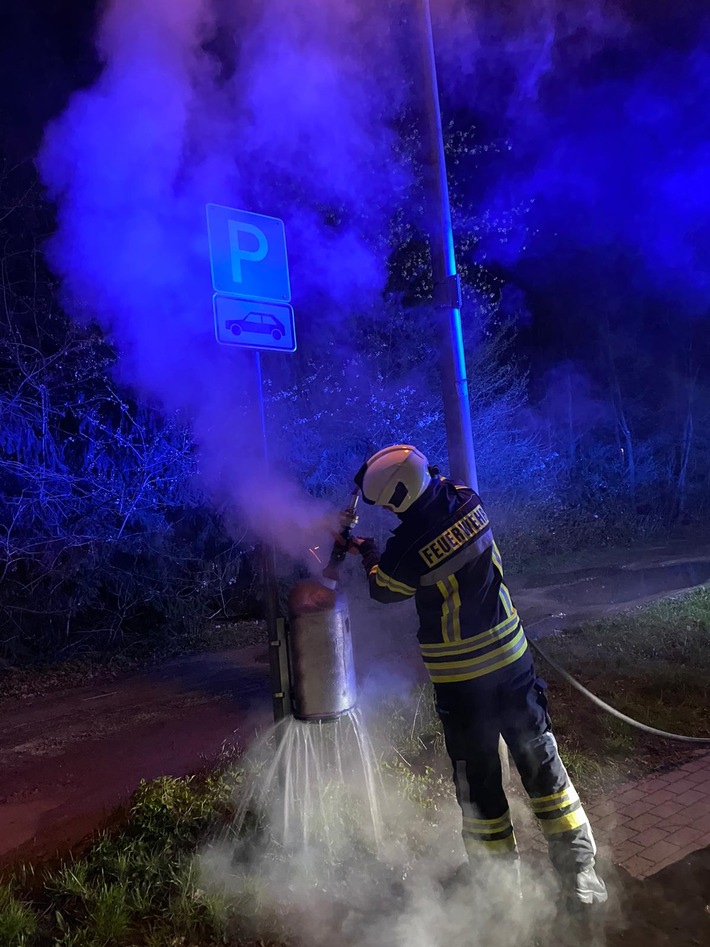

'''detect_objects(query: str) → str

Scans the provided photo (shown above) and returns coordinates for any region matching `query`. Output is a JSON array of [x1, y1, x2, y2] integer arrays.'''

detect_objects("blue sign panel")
[[206, 204, 291, 303], [213, 295, 296, 353]]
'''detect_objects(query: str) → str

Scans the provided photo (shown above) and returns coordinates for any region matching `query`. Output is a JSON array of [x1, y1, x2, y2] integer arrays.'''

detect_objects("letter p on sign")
[[206, 204, 291, 303], [228, 220, 268, 283]]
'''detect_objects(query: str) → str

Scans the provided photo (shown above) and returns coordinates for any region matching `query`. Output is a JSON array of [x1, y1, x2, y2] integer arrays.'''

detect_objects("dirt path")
[[0, 647, 272, 867], [1, 539, 709, 870], [510, 536, 710, 633]]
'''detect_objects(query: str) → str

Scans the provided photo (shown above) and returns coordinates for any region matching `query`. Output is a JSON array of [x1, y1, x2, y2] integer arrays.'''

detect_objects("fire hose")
[[526, 620, 710, 745]]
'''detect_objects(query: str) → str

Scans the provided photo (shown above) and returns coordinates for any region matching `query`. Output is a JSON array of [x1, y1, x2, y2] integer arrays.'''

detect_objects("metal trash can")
[[287, 579, 357, 721]]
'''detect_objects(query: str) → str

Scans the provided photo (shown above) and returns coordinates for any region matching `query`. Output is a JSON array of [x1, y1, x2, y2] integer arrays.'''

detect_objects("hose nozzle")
[[322, 489, 360, 585]]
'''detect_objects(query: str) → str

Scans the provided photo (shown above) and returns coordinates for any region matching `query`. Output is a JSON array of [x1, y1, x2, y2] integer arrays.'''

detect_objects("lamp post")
[[413, 0, 478, 492], [412, 0, 509, 780]]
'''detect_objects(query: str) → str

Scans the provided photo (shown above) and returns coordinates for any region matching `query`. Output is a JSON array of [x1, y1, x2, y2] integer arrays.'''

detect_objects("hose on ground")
[[527, 633, 710, 745]]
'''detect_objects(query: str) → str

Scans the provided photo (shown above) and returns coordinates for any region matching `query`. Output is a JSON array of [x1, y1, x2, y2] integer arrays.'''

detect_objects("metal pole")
[[414, 0, 478, 492], [414, 0, 509, 782], [254, 351, 290, 722]]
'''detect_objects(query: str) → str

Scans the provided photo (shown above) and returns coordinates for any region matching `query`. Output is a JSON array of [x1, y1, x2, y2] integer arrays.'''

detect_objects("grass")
[[366, 683, 446, 763], [547, 586, 710, 674], [0, 774, 241, 947], [535, 587, 710, 788], [542, 585, 710, 721], [0, 725, 448, 946], [0, 884, 37, 946]]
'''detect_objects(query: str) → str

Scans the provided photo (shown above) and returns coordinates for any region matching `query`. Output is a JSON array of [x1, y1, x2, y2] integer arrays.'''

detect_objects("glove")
[[348, 536, 379, 574]]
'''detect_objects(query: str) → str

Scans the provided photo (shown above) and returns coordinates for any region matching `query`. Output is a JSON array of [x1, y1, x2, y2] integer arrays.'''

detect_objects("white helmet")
[[354, 445, 432, 513]]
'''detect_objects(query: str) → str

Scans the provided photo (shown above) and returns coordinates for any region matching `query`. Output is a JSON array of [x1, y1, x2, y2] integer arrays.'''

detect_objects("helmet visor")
[[353, 462, 375, 504]]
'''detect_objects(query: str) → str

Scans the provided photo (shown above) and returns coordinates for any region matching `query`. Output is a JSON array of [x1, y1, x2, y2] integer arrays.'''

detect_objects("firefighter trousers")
[[434, 652, 597, 878]]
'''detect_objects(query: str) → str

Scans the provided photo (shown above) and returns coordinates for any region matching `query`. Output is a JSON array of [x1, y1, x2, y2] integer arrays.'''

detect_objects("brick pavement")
[[587, 752, 710, 879], [515, 751, 710, 880]]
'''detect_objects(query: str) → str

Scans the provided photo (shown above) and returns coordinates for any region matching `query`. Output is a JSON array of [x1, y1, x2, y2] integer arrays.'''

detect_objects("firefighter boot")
[[575, 865, 608, 905]]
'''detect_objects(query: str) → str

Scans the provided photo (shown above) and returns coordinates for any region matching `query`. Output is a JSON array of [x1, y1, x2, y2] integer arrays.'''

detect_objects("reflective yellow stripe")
[[420, 618, 519, 659], [425, 627, 526, 671], [437, 579, 451, 643], [531, 790, 580, 813], [427, 635, 528, 683], [537, 808, 589, 836], [530, 786, 577, 808], [499, 583, 514, 618], [420, 624, 518, 658], [450, 574, 462, 641], [435, 575, 461, 644], [492, 541, 503, 574], [465, 826, 511, 838], [373, 567, 415, 594], [419, 612, 518, 654], [375, 569, 416, 594], [463, 822, 513, 842], [464, 835, 517, 854]]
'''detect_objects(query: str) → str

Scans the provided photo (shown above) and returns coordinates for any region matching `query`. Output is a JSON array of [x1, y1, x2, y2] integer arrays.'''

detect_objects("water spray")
[[242, 491, 384, 864], [270, 491, 360, 723]]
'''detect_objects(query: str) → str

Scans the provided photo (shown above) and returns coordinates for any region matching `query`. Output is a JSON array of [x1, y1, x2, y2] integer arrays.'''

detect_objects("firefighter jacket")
[[361, 476, 528, 685]]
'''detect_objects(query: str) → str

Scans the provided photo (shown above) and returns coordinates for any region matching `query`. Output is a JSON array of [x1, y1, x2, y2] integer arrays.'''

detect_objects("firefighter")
[[347, 444, 607, 906]]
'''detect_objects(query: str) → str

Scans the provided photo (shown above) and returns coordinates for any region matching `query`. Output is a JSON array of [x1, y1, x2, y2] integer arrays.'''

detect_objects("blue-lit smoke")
[[432, 0, 629, 125], [440, 1, 710, 319], [38, 0, 408, 555], [37, 0, 710, 551], [518, 36, 710, 313]]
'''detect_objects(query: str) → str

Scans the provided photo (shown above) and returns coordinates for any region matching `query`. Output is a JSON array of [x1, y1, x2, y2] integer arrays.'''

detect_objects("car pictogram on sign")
[[212, 294, 296, 353], [226, 311, 285, 341]]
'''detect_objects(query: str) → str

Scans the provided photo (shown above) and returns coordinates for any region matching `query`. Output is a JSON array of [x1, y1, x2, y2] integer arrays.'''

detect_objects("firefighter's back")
[[384, 477, 529, 686]]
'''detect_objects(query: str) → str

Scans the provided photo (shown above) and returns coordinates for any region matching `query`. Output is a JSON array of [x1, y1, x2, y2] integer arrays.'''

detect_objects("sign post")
[[206, 203, 296, 722]]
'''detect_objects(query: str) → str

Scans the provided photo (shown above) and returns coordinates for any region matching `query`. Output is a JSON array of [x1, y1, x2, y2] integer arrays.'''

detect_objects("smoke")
[[532, 37, 710, 311], [431, 0, 629, 123], [37, 0, 410, 558], [445, 1, 710, 325], [37, 0, 710, 554], [529, 361, 610, 451], [196, 705, 569, 947]]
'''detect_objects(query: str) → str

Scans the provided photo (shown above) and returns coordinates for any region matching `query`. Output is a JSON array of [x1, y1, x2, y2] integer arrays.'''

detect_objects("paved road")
[[1, 540, 709, 869], [0, 647, 272, 867]]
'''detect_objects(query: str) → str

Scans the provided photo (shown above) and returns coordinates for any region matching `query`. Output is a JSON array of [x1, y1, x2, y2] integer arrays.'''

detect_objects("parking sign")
[[206, 204, 291, 303]]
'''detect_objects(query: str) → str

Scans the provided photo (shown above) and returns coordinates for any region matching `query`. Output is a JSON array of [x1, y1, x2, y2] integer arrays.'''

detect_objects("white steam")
[[38, 0, 407, 560], [197, 700, 571, 947]]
